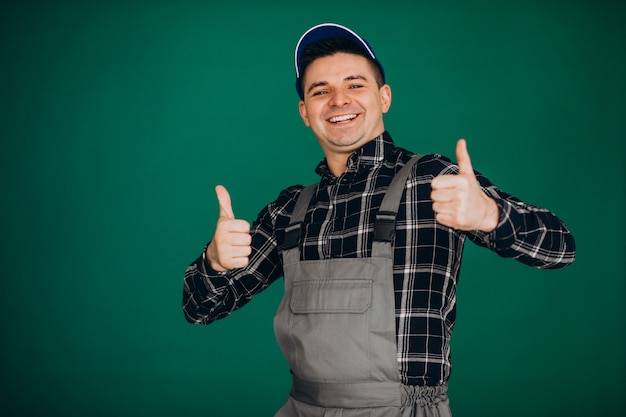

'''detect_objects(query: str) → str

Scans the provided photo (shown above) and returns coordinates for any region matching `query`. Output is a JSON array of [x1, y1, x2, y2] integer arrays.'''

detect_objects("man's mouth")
[[328, 114, 357, 124]]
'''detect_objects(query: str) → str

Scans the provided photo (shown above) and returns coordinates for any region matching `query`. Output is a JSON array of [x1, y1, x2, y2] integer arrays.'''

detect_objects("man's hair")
[[299, 38, 385, 89]]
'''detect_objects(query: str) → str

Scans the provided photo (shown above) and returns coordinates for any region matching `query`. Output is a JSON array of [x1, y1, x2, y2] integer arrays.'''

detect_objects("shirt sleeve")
[[467, 174, 576, 269], [182, 186, 301, 325]]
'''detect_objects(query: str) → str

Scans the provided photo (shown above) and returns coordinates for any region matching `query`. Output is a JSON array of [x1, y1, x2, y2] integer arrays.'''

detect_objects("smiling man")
[[298, 51, 391, 176], [183, 23, 576, 417]]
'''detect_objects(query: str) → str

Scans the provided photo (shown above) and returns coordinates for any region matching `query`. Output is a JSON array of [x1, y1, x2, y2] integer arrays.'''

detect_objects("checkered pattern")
[[183, 132, 576, 386]]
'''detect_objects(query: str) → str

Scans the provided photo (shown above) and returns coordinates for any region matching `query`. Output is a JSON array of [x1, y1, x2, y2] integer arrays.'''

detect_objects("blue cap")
[[294, 23, 385, 100]]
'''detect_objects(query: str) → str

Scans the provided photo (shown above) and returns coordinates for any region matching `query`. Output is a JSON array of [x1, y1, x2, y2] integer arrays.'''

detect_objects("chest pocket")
[[290, 279, 372, 314]]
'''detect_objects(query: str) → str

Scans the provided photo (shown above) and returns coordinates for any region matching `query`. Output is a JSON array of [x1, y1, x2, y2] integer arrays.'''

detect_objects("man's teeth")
[[329, 114, 356, 123]]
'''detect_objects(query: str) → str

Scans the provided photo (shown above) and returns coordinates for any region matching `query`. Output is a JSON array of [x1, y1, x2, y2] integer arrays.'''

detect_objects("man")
[[183, 23, 576, 417]]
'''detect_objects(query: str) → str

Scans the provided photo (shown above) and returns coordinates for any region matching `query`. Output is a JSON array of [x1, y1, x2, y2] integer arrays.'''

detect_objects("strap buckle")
[[280, 222, 302, 250], [374, 211, 396, 242]]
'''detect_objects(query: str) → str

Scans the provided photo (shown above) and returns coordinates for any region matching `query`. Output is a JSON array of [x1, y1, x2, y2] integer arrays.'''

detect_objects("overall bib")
[[274, 156, 451, 417]]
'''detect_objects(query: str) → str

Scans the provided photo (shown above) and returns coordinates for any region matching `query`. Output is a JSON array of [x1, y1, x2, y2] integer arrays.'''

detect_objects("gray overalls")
[[274, 156, 452, 417]]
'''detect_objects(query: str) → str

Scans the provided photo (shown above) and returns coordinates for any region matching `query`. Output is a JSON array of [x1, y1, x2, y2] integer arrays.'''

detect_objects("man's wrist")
[[205, 242, 227, 273], [480, 197, 500, 233]]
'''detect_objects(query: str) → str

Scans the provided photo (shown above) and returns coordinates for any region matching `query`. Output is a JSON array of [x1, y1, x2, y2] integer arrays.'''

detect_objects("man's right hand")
[[206, 185, 252, 272]]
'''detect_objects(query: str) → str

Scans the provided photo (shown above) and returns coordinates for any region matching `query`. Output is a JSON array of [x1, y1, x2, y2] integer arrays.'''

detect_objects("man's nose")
[[329, 89, 351, 107]]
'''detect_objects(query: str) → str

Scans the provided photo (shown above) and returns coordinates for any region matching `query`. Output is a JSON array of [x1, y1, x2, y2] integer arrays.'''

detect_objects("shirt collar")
[[315, 131, 396, 181]]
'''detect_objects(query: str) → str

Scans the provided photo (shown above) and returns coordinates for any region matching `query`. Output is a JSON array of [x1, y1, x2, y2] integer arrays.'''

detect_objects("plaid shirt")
[[183, 131, 576, 386]]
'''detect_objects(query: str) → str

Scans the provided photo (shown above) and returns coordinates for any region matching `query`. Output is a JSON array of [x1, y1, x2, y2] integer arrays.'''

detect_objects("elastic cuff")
[[483, 198, 518, 249]]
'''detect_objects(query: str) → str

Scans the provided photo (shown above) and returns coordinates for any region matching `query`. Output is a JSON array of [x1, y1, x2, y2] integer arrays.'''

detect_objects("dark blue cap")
[[294, 23, 385, 100]]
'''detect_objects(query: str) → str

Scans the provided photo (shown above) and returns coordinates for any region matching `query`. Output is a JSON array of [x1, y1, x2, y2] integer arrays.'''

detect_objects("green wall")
[[2, 1, 624, 416]]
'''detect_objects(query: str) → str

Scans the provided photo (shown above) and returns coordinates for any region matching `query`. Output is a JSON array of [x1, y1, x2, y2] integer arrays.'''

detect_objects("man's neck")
[[325, 153, 350, 178], [322, 131, 387, 177]]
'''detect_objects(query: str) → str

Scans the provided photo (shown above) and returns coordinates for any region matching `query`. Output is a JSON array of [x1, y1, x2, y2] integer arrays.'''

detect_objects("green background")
[[2, 1, 624, 416]]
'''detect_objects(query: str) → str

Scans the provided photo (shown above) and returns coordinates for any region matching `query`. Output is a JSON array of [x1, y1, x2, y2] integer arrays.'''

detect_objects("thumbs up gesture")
[[430, 139, 499, 232], [206, 185, 252, 272]]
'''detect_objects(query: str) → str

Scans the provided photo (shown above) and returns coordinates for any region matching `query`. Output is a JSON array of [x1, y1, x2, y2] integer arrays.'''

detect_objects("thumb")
[[215, 185, 235, 219], [456, 139, 474, 177]]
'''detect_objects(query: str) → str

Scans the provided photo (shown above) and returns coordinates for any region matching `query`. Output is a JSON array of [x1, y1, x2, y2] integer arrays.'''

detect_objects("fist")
[[206, 185, 252, 271], [430, 139, 499, 232]]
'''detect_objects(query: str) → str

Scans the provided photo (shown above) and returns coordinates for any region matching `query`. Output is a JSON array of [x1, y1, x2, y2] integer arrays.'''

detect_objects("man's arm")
[[469, 190, 576, 269], [431, 139, 575, 269], [182, 186, 293, 325]]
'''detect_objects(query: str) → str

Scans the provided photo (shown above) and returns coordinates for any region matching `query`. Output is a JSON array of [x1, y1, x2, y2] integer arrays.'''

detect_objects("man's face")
[[298, 52, 391, 163]]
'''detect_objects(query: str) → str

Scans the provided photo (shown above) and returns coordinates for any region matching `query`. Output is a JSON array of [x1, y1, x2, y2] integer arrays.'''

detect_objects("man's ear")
[[299, 100, 311, 127], [380, 84, 392, 113]]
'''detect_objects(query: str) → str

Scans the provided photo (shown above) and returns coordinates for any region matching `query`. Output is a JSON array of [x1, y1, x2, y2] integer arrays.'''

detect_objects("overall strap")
[[280, 184, 317, 252], [280, 154, 422, 258], [372, 155, 423, 255]]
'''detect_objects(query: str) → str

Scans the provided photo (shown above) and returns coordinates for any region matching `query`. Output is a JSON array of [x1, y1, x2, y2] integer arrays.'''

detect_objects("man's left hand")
[[430, 139, 499, 232]]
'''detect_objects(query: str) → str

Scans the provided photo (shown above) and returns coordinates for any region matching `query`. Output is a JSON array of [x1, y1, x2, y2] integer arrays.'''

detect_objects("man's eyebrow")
[[306, 75, 369, 95], [345, 74, 368, 82], [306, 81, 328, 95]]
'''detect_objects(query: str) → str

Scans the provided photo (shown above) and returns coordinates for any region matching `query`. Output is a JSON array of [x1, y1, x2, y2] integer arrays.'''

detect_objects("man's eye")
[[349, 84, 363, 89], [312, 90, 327, 96]]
